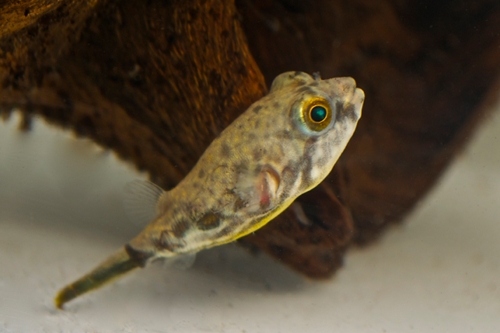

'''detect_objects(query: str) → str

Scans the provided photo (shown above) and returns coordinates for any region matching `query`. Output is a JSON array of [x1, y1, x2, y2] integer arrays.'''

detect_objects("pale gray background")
[[0, 103, 499, 332]]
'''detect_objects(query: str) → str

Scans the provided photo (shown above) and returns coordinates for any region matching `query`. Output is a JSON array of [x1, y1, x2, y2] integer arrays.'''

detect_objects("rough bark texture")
[[1, 0, 500, 278]]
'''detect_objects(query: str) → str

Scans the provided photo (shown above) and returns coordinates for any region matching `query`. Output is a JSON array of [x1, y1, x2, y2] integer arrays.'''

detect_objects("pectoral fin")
[[122, 179, 165, 226]]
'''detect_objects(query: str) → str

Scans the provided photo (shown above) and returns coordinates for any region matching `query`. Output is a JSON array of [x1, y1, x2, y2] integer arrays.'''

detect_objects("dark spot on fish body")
[[300, 166, 313, 190], [280, 164, 300, 195], [266, 119, 276, 130], [281, 164, 299, 181], [172, 218, 191, 237], [220, 143, 231, 158], [299, 139, 316, 189], [216, 197, 225, 208], [316, 141, 332, 167], [304, 136, 318, 149], [208, 164, 228, 183], [342, 103, 358, 122], [273, 101, 281, 109], [157, 230, 185, 252], [125, 244, 151, 268], [303, 137, 318, 159], [270, 151, 283, 165], [315, 154, 328, 168], [296, 86, 313, 94], [253, 105, 263, 114], [216, 226, 232, 238], [233, 196, 247, 211], [196, 212, 221, 230], [248, 133, 257, 140], [198, 169, 205, 179], [276, 130, 293, 140], [252, 148, 263, 161], [234, 161, 249, 174]]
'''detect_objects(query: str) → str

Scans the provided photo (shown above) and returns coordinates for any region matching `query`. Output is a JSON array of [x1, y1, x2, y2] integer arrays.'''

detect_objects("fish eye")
[[310, 105, 327, 122], [301, 99, 333, 132]]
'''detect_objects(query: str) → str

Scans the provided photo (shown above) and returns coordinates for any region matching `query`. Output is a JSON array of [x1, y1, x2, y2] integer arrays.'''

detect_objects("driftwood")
[[1, 0, 500, 278]]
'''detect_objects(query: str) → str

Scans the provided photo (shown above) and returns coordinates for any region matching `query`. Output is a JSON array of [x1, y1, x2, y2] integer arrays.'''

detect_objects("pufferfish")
[[55, 71, 365, 308]]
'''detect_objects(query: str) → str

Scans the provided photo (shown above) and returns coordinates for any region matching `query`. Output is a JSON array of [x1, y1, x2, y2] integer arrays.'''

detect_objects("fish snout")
[[327, 77, 364, 122], [351, 87, 365, 119]]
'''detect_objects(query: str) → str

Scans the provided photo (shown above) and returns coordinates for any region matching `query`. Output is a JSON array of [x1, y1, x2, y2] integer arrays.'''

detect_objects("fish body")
[[55, 71, 364, 308]]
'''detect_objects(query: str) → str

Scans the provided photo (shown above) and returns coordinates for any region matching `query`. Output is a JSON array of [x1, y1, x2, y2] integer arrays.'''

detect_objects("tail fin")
[[55, 247, 141, 309]]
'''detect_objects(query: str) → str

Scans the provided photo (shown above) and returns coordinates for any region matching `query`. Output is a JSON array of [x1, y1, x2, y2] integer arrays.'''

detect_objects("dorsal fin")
[[122, 179, 165, 226], [269, 71, 315, 93]]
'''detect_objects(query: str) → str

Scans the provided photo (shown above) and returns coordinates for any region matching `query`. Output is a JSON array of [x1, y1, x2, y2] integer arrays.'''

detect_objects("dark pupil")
[[310, 106, 327, 122]]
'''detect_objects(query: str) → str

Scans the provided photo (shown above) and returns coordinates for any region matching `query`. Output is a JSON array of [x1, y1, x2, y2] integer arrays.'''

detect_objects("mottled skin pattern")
[[55, 71, 364, 308]]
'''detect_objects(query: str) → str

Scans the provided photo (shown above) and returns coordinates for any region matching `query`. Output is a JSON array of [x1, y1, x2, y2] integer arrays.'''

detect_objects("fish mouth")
[[328, 77, 365, 120], [351, 87, 365, 119], [343, 77, 364, 120], [333, 77, 365, 122]]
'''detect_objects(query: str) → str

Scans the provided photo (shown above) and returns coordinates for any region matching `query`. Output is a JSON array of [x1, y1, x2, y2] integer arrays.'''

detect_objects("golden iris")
[[302, 99, 332, 132]]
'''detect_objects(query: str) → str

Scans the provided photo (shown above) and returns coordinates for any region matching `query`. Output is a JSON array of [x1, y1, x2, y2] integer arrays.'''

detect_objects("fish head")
[[267, 71, 365, 193]]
